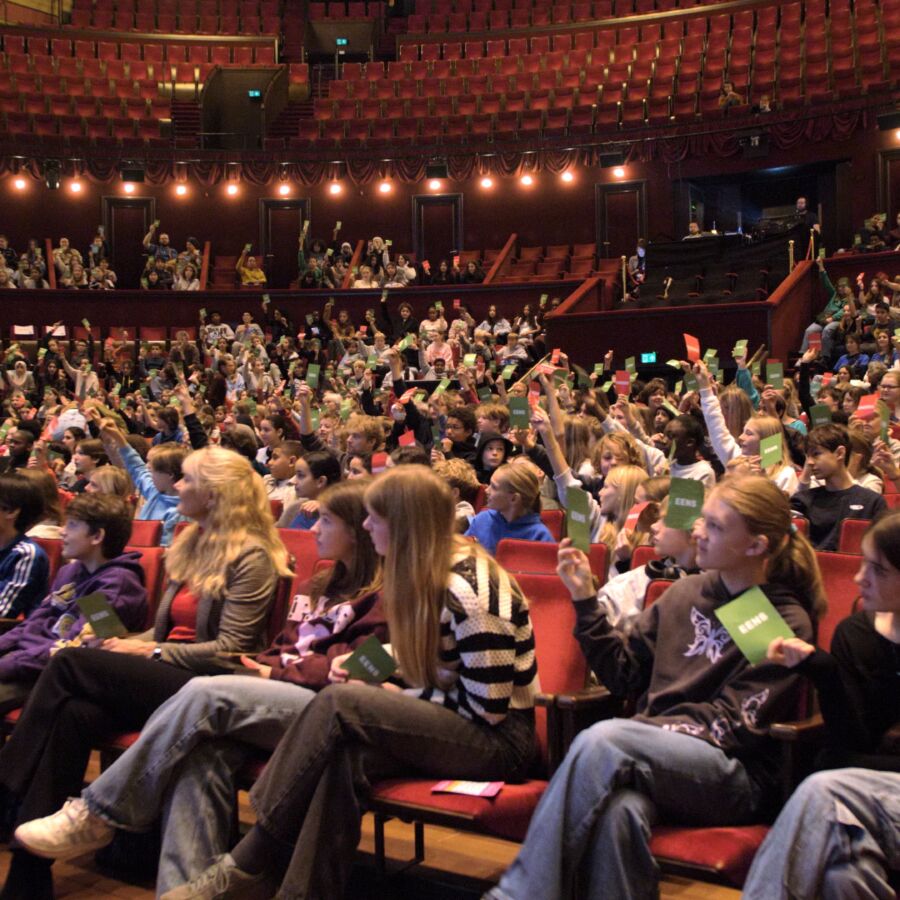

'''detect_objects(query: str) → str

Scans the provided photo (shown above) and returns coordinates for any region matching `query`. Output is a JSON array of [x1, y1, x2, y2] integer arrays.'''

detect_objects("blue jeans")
[[743, 768, 900, 900], [492, 718, 761, 900], [82, 675, 317, 897]]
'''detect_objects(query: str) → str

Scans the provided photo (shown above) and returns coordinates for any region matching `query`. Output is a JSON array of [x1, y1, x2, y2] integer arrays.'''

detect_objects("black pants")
[[0, 647, 195, 827]]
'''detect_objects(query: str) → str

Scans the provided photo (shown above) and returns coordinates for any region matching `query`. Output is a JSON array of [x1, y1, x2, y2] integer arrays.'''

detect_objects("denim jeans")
[[491, 718, 761, 900], [743, 768, 900, 900], [82, 675, 317, 897], [802, 321, 842, 361], [248, 682, 535, 900]]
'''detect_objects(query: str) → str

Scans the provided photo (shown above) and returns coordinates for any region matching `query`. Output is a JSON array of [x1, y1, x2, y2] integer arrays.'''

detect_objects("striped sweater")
[[0, 535, 49, 619], [410, 549, 538, 725]]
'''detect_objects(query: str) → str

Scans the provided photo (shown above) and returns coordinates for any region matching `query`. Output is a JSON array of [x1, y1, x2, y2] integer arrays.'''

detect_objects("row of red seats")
[[71, 0, 278, 14], [0, 38, 277, 66], [68, 9, 279, 33], [1, 88, 168, 117], [409, 0, 733, 14], [0, 54, 216, 88], [0, 112, 167, 144], [307, 1, 387, 18]]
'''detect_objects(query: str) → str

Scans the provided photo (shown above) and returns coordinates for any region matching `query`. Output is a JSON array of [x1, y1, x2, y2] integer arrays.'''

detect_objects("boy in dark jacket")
[[0, 473, 50, 621], [0, 493, 147, 713]]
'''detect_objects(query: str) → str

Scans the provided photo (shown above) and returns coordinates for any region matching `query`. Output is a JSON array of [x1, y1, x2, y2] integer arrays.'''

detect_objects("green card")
[[508, 397, 530, 429], [751, 360, 761, 377], [665, 478, 705, 530], [500, 363, 517, 380], [625, 356, 636, 374], [477, 386, 493, 401], [463, 353, 477, 367], [565, 486, 592, 553], [759, 433, 782, 468], [715, 586, 794, 665], [310, 408, 320, 430], [573, 364, 591, 388], [732, 339, 748, 359], [661, 400, 680, 418], [809, 403, 832, 428], [666, 359, 682, 369], [306, 363, 320, 388], [340, 398, 352, 422], [707, 356, 719, 377], [600, 380, 612, 392], [683, 373, 699, 393], [593, 362, 605, 376], [398, 334, 414, 351], [434, 300, 443, 311], [75, 591, 127, 640], [703, 348, 717, 364], [433, 377, 451, 396], [341, 635, 397, 683], [766, 362, 784, 390], [431, 423, 442, 442], [674, 379, 683, 394], [880, 400, 891, 443]]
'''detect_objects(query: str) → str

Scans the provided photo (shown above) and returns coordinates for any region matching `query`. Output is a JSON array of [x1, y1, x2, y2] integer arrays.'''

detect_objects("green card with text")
[[502, 363, 517, 380], [759, 433, 783, 469], [565, 486, 592, 553], [341, 635, 397, 683], [463, 353, 477, 367], [306, 363, 320, 388], [508, 397, 530, 429], [75, 592, 127, 640], [715, 586, 793, 664], [766, 362, 784, 390], [732, 339, 748, 359], [665, 478, 705, 531], [809, 404, 832, 428], [625, 356, 636, 374]]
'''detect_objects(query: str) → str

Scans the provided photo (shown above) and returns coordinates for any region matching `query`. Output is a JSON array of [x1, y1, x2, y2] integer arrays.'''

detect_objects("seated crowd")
[[0, 287, 897, 899]]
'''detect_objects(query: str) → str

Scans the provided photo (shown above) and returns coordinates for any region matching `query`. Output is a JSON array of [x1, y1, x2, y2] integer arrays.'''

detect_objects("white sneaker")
[[14, 797, 115, 860]]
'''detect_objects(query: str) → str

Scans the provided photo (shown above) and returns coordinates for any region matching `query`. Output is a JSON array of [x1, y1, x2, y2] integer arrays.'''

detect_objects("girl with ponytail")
[[485, 475, 823, 900]]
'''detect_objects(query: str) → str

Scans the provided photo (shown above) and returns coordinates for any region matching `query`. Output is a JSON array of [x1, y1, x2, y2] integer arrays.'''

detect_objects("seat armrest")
[[770, 714, 824, 743]]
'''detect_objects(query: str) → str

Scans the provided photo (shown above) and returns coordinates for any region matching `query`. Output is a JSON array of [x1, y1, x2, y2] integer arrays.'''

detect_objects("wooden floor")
[[0, 755, 740, 899]]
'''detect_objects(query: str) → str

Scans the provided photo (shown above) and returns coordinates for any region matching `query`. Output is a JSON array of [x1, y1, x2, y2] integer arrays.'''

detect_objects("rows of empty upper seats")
[[288, 0, 891, 146], [69, 0, 280, 34], [406, 0, 720, 32], [306, 1, 388, 18], [500, 243, 598, 282]]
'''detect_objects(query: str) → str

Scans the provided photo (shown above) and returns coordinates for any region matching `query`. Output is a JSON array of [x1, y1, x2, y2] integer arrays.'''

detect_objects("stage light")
[[329, 182, 342, 194], [428, 179, 441, 190], [613, 166, 625, 178], [379, 181, 392, 193], [13, 178, 25, 190], [175, 184, 187, 196], [561, 171, 574, 183], [895, 129, 900, 142], [480, 177, 493, 188], [520, 174, 533, 186], [69, 180, 82, 193], [123, 182, 135, 193], [278, 183, 290, 195], [226, 183, 238, 195]]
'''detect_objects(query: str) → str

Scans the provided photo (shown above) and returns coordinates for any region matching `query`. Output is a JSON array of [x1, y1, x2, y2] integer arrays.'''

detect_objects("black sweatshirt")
[[790, 484, 887, 551], [798, 610, 900, 771], [574, 570, 814, 798]]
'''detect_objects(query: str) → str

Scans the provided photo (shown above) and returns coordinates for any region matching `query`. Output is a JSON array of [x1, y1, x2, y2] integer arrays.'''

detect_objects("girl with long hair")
[[486, 475, 825, 900], [14, 479, 386, 896], [0, 447, 290, 899], [162, 465, 538, 900], [742, 510, 900, 899], [696, 361, 799, 495]]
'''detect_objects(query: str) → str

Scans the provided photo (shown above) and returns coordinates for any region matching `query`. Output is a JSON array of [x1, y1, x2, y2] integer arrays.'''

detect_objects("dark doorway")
[[596, 182, 647, 260], [412, 194, 463, 265], [259, 199, 311, 288], [102, 196, 156, 289]]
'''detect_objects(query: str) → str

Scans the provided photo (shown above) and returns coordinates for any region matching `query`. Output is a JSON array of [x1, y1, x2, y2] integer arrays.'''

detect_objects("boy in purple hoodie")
[[0, 493, 148, 713]]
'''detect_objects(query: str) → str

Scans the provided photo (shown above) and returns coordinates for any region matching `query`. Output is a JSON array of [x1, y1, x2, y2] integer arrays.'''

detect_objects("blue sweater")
[[0, 535, 49, 618], [465, 510, 554, 556], [120, 444, 186, 546]]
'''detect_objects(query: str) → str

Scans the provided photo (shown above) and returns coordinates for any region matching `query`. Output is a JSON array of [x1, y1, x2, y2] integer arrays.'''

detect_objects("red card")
[[453, 297, 461, 309], [615, 370, 631, 396], [857, 271, 866, 283], [398, 429, 416, 447], [821, 371, 833, 386], [371, 451, 388, 474], [534, 362, 556, 376], [550, 348, 561, 365], [808, 332, 822, 350], [399, 387, 417, 404], [359, 324, 368, 334], [624, 501, 650, 532], [683, 333, 700, 362], [528, 383, 541, 408], [297, 332, 306, 341], [856, 393, 880, 420]]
